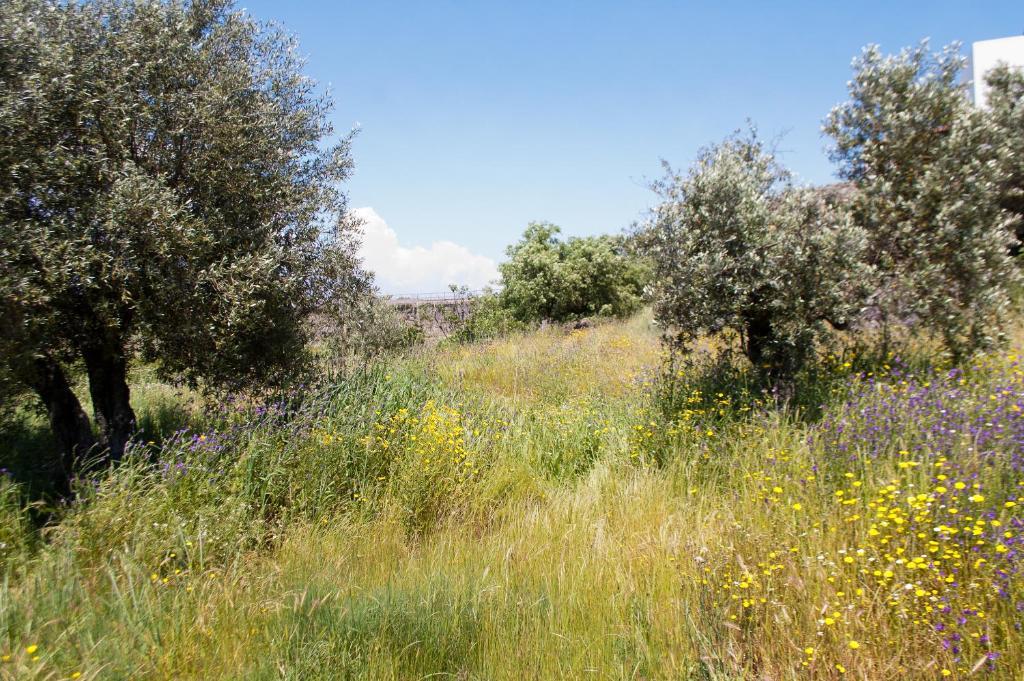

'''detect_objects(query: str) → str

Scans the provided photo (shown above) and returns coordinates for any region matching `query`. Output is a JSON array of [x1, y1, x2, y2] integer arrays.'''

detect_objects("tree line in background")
[[334, 223, 651, 352], [1, 0, 1023, 491]]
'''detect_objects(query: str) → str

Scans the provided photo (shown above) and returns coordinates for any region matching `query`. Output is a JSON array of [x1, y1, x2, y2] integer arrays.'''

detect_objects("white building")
[[971, 35, 1024, 106]]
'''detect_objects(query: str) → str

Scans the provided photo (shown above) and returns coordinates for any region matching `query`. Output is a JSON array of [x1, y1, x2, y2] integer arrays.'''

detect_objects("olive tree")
[[825, 42, 1020, 358], [0, 0, 369, 486], [499, 223, 649, 323], [985, 64, 1024, 253], [640, 130, 869, 383]]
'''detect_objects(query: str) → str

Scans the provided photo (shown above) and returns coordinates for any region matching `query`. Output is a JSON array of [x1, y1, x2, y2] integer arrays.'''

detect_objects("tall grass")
[[1, 314, 1022, 679]]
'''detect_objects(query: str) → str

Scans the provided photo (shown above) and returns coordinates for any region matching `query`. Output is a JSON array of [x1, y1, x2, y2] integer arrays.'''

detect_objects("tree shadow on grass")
[[0, 411, 62, 502], [0, 389, 198, 505]]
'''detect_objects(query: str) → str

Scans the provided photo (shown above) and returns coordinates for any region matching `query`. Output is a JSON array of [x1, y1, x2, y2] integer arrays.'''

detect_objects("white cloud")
[[353, 207, 499, 295]]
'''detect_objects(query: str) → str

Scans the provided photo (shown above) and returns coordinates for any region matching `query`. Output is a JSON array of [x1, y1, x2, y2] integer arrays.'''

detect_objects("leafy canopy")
[[986, 64, 1024, 250], [640, 130, 869, 382], [498, 223, 648, 323], [824, 42, 1020, 358], [0, 0, 368, 471]]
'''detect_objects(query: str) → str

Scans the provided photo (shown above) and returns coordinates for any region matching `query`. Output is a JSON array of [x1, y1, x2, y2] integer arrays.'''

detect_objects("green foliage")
[[986, 64, 1024, 250], [450, 290, 525, 343], [323, 294, 425, 366], [825, 42, 1021, 358], [0, 0, 368, 471], [498, 223, 649, 323], [639, 129, 869, 383]]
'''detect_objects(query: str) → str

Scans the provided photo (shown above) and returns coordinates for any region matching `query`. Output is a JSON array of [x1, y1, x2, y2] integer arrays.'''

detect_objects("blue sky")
[[241, 0, 1022, 292]]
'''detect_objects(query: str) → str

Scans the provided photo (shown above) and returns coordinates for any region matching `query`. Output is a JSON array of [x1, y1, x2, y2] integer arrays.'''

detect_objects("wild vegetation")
[[1, 316, 1024, 679], [2, 1, 1024, 678]]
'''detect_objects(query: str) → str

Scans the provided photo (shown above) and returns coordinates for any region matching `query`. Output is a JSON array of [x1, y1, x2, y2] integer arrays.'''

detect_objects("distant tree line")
[[394, 225, 651, 345]]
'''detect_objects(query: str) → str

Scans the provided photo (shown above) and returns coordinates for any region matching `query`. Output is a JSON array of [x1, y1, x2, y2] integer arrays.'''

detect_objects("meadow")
[[1, 313, 1023, 679]]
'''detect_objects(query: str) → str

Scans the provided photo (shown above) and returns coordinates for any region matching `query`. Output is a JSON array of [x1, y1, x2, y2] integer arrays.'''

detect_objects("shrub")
[[639, 129, 870, 384], [322, 293, 425, 367], [451, 290, 525, 344], [498, 223, 649, 323], [372, 400, 487, 533]]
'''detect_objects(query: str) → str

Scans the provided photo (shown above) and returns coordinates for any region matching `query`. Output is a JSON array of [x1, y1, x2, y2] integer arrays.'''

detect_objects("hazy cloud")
[[354, 207, 499, 294]]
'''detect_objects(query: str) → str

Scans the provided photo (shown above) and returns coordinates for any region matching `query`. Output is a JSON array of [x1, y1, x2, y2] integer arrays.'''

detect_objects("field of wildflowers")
[[1, 314, 1023, 679]]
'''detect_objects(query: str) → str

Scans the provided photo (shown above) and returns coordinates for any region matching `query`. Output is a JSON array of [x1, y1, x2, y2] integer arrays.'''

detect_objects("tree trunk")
[[744, 311, 774, 375], [82, 341, 136, 462], [27, 356, 98, 494], [1001, 193, 1023, 257], [743, 311, 796, 390]]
